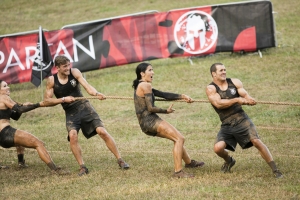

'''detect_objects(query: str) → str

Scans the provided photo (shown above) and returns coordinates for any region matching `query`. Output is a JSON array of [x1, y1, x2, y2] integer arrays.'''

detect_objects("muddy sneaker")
[[273, 169, 283, 178], [78, 166, 89, 176], [18, 160, 28, 168], [185, 160, 205, 168], [220, 157, 236, 173], [117, 158, 130, 170], [52, 167, 70, 175], [172, 170, 195, 178], [0, 164, 9, 169]]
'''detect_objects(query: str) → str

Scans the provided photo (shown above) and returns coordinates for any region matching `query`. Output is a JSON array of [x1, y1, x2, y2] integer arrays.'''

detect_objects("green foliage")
[[1, 0, 300, 199]]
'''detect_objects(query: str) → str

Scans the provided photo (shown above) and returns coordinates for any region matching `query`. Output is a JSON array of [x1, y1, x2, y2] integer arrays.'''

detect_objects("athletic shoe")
[[117, 158, 130, 170], [18, 160, 28, 168], [273, 169, 283, 178], [220, 157, 236, 173], [172, 170, 194, 178], [78, 166, 89, 176], [52, 167, 70, 175], [0, 164, 9, 169], [185, 159, 205, 168]]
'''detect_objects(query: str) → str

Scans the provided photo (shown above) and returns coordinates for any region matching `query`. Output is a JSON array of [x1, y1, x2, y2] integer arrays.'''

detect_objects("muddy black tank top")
[[209, 78, 244, 122], [53, 69, 85, 110]]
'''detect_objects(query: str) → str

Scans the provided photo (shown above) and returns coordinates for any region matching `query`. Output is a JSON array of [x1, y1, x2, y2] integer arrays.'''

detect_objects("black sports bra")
[[0, 108, 12, 120]]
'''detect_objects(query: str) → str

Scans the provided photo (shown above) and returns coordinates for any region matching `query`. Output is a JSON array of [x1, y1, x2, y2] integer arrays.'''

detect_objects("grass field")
[[0, 0, 300, 199]]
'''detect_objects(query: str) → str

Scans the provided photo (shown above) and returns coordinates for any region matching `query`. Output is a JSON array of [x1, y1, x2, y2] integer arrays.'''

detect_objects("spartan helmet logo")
[[32, 42, 52, 71], [229, 88, 236, 95], [70, 79, 77, 87], [174, 10, 218, 54]]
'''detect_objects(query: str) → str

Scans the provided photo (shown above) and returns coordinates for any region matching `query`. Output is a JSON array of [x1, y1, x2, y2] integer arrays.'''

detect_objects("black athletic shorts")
[[65, 101, 104, 141], [215, 112, 259, 151], [0, 125, 16, 148]]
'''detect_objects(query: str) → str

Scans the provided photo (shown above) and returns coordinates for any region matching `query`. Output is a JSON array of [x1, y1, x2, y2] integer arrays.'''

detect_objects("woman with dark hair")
[[0, 80, 67, 174], [132, 62, 205, 178]]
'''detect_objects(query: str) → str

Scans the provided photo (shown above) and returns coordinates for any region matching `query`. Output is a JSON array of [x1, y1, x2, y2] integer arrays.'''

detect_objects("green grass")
[[1, 0, 300, 199]]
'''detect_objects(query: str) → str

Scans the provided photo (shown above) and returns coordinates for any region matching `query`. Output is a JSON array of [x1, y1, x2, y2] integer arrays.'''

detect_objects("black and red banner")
[[0, 0, 275, 85]]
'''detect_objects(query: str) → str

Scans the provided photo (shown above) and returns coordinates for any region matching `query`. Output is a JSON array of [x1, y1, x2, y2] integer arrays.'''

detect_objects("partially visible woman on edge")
[[0, 80, 67, 175], [132, 62, 205, 178]]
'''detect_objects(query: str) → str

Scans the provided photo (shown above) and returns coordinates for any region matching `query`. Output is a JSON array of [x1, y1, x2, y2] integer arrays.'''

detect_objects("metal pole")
[[39, 26, 43, 100]]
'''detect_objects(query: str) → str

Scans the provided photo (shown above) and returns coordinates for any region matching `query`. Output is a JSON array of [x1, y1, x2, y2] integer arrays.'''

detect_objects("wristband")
[[61, 97, 65, 103], [34, 103, 41, 108], [95, 92, 100, 96]]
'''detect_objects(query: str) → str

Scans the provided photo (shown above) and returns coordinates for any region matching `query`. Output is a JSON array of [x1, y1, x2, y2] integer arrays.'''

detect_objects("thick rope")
[[74, 96, 300, 106]]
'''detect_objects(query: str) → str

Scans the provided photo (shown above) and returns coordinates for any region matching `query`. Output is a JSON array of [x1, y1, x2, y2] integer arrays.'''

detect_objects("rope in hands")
[[73, 95, 300, 131], [74, 96, 300, 106]]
